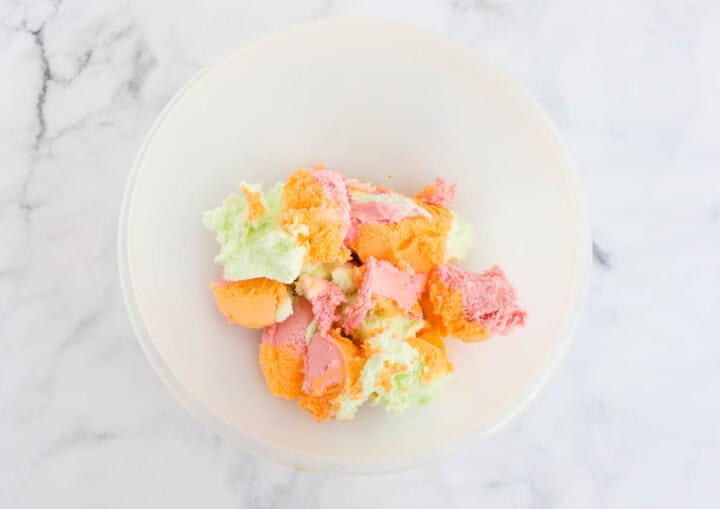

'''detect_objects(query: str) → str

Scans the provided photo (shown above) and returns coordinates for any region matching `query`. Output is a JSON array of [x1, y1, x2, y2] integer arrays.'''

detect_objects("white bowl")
[[118, 19, 590, 474]]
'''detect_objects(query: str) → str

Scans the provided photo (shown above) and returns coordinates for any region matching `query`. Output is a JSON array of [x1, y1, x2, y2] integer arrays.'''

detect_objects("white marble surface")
[[1, 0, 719, 506]]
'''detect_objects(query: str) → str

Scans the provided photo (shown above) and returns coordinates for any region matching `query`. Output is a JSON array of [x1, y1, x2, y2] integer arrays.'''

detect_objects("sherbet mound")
[[204, 164, 527, 421]]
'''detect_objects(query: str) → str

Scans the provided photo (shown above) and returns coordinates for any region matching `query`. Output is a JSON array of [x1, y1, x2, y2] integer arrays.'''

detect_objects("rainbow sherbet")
[[359, 328, 450, 415], [346, 311, 450, 415], [204, 167, 527, 422], [203, 182, 306, 284]]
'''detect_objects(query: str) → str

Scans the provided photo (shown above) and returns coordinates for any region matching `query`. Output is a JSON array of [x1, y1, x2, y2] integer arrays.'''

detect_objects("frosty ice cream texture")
[[204, 164, 526, 421]]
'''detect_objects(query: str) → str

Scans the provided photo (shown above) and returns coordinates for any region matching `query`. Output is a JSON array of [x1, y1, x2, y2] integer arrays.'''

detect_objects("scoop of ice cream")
[[281, 166, 352, 266], [344, 179, 473, 271], [292, 273, 366, 420], [425, 264, 527, 341], [298, 329, 364, 421], [343, 257, 427, 334], [256, 285, 368, 421], [211, 277, 292, 328], [259, 298, 314, 399], [345, 183, 432, 243], [359, 329, 451, 415], [344, 307, 451, 416], [204, 182, 306, 283], [347, 199, 454, 273]]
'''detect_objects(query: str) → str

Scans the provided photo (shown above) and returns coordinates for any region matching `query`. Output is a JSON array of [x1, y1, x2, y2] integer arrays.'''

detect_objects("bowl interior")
[[122, 20, 588, 472]]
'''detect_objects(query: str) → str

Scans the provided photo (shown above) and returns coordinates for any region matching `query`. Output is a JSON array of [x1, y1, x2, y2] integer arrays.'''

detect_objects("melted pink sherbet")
[[311, 168, 351, 238], [261, 298, 313, 353], [302, 333, 346, 395], [435, 264, 527, 335], [343, 257, 427, 333], [299, 274, 346, 335], [417, 178, 457, 207]]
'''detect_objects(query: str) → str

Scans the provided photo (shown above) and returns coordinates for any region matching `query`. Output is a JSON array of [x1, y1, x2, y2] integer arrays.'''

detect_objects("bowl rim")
[[117, 17, 592, 475]]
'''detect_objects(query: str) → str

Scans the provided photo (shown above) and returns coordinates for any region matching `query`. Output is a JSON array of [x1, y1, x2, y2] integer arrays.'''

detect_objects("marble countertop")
[[2, 0, 719, 507]]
